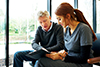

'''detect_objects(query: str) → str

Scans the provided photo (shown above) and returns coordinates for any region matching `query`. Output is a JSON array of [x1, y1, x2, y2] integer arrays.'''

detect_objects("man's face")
[[38, 16, 51, 31]]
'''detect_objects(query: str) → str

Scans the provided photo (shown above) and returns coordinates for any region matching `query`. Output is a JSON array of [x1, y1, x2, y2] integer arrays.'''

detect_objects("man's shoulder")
[[51, 22, 63, 32], [53, 22, 62, 28], [37, 26, 42, 29], [36, 26, 42, 32]]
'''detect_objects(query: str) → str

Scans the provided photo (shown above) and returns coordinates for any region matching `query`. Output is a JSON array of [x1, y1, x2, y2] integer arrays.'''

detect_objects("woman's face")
[[56, 15, 68, 28]]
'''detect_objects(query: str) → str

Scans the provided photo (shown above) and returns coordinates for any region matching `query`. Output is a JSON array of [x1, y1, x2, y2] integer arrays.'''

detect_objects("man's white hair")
[[37, 10, 50, 19]]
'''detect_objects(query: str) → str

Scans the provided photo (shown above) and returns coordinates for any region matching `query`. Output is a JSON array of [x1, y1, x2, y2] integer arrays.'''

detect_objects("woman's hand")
[[46, 52, 63, 60], [46, 50, 68, 60], [58, 50, 68, 58]]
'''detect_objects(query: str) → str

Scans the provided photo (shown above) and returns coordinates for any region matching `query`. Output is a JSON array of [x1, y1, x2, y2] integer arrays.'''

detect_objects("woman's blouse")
[[64, 22, 93, 63]]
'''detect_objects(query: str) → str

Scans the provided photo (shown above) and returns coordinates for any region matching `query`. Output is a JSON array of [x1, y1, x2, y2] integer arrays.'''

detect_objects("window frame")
[[6, 0, 9, 66]]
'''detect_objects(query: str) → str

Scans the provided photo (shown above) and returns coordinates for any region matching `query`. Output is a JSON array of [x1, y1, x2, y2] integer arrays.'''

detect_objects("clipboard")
[[26, 49, 51, 59]]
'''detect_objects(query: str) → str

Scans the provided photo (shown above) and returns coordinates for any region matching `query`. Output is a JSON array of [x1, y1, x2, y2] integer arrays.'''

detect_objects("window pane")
[[9, 0, 47, 66], [52, 0, 74, 22], [97, 0, 100, 33], [0, 0, 6, 66], [78, 0, 93, 28]]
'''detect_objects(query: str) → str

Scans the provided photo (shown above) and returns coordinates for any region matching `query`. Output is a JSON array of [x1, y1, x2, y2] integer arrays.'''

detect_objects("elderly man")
[[13, 10, 64, 67]]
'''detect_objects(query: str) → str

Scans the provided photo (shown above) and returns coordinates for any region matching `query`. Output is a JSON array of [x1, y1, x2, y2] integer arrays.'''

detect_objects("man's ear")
[[66, 14, 71, 19]]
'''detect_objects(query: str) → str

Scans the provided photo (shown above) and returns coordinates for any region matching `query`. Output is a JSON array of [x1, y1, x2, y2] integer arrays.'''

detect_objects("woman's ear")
[[66, 14, 71, 19]]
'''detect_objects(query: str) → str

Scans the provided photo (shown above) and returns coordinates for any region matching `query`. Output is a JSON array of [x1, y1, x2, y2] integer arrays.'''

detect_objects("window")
[[9, 0, 47, 66], [78, 0, 93, 28], [0, 0, 6, 66], [52, 0, 74, 22], [96, 0, 100, 33]]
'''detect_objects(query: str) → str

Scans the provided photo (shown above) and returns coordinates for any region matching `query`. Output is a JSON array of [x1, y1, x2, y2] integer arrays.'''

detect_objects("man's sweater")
[[32, 22, 64, 51]]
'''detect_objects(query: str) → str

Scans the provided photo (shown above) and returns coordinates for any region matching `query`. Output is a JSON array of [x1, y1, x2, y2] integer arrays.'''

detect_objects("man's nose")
[[42, 22, 45, 25]]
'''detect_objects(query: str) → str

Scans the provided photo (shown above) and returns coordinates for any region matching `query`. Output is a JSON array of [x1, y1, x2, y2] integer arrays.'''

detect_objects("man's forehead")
[[38, 17, 48, 21]]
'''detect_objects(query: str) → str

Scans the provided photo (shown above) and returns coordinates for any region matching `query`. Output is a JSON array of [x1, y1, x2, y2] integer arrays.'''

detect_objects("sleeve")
[[31, 27, 43, 50], [46, 25, 64, 51], [64, 45, 92, 63], [80, 25, 93, 46]]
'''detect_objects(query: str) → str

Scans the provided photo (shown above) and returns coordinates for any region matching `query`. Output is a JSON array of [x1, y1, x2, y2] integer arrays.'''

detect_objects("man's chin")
[[43, 28, 48, 31]]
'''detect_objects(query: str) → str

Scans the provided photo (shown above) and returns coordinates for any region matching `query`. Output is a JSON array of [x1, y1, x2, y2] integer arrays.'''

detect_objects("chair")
[[87, 33, 100, 66]]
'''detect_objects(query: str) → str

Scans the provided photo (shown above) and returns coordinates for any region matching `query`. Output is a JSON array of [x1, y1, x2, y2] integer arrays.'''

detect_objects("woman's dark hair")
[[55, 2, 97, 41]]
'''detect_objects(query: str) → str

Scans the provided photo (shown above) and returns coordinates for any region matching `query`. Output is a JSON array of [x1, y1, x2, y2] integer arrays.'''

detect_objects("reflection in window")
[[78, 0, 93, 28], [52, 0, 74, 22], [97, 0, 100, 33]]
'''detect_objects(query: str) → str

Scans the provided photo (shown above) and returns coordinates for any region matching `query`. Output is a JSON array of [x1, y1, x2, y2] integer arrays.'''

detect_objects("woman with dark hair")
[[36, 2, 97, 67]]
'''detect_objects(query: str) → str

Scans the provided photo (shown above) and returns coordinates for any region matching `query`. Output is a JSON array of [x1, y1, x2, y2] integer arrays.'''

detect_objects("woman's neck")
[[69, 21, 79, 30], [68, 20, 80, 34]]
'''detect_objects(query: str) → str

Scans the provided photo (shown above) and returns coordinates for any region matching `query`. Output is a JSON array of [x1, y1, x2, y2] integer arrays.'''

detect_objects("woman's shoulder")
[[79, 22, 92, 33], [79, 22, 91, 30]]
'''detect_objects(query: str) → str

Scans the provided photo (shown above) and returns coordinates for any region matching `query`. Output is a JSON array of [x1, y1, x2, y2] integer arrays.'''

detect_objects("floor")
[[9, 61, 32, 67], [0, 44, 33, 67], [93, 65, 100, 67]]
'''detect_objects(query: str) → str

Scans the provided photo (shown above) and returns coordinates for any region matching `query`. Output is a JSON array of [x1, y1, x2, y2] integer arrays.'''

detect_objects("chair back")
[[92, 33, 100, 57]]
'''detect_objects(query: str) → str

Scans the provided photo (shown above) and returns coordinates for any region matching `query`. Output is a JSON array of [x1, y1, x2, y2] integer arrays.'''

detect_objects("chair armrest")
[[87, 57, 100, 64]]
